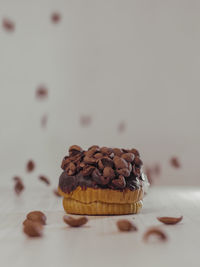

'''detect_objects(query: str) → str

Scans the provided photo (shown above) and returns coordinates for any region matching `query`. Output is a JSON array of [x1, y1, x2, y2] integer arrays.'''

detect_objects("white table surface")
[[1, 185, 199, 267]]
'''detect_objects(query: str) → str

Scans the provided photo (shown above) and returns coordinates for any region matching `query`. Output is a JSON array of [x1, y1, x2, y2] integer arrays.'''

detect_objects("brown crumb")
[[63, 215, 88, 227], [117, 219, 137, 232], [2, 18, 15, 32], [157, 216, 183, 225], [38, 175, 50, 185], [51, 12, 61, 23], [170, 157, 181, 168], [26, 160, 35, 172], [143, 227, 167, 242]]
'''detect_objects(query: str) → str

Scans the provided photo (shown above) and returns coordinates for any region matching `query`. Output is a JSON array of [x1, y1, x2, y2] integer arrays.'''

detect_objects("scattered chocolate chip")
[[121, 153, 135, 162], [80, 115, 92, 127], [117, 220, 137, 232], [2, 18, 15, 32], [51, 12, 61, 23], [157, 216, 183, 225], [36, 86, 48, 99], [117, 121, 126, 133], [23, 219, 31, 227], [143, 227, 167, 242], [113, 156, 128, 169], [170, 157, 181, 168], [53, 189, 61, 197], [14, 178, 24, 195], [27, 211, 46, 225], [103, 167, 115, 179], [129, 148, 140, 157], [112, 175, 126, 189], [41, 114, 48, 128], [39, 175, 50, 185], [23, 221, 43, 237], [63, 216, 88, 227], [26, 160, 35, 172]]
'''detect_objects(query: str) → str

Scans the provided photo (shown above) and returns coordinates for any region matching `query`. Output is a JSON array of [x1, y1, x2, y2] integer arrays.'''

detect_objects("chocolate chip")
[[157, 216, 183, 225], [41, 114, 48, 128], [26, 211, 47, 225], [36, 86, 48, 99], [113, 148, 123, 156], [117, 220, 137, 232], [134, 157, 143, 166], [53, 189, 61, 197], [2, 18, 15, 32], [80, 115, 92, 127], [113, 156, 128, 169], [100, 147, 113, 155], [170, 157, 180, 168], [51, 12, 61, 23], [143, 227, 167, 242], [116, 168, 130, 177], [88, 145, 100, 150], [112, 175, 126, 189], [66, 162, 76, 175], [103, 167, 115, 179], [39, 175, 50, 185], [23, 221, 43, 237], [129, 148, 140, 157], [26, 160, 35, 172], [132, 166, 141, 177], [63, 216, 88, 227], [14, 178, 24, 195], [82, 165, 95, 176], [117, 121, 126, 133], [121, 153, 135, 162], [85, 147, 99, 157]]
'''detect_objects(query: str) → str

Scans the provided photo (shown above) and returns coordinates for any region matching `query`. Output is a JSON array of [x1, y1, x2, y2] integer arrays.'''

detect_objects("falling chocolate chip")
[[63, 216, 88, 227], [170, 157, 181, 168], [14, 178, 24, 195], [53, 189, 61, 197], [51, 12, 61, 23], [2, 18, 15, 32], [36, 86, 48, 100], [23, 221, 43, 237], [39, 175, 50, 185], [157, 216, 183, 225], [26, 211, 47, 225], [117, 220, 137, 232], [26, 160, 35, 172], [143, 227, 167, 242], [41, 114, 48, 128], [154, 164, 161, 176], [80, 115, 92, 127], [117, 121, 126, 133]]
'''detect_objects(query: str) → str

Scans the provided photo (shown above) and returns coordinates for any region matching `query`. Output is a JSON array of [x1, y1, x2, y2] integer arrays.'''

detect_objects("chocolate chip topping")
[[59, 146, 143, 192]]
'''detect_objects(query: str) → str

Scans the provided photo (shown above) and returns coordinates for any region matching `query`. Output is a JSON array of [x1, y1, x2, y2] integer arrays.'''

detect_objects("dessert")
[[58, 145, 148, 215]]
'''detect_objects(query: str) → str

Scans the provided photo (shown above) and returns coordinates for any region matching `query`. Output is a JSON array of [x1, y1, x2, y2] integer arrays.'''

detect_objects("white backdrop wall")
[[0, 0, 200, 186]]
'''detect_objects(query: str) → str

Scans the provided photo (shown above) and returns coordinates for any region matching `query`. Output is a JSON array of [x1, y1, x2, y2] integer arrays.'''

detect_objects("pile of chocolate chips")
[[59, 145, 144, 193]]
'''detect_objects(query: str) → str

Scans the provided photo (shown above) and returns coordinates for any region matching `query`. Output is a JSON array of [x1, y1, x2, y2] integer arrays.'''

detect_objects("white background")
[[0, 0, 200, 186]]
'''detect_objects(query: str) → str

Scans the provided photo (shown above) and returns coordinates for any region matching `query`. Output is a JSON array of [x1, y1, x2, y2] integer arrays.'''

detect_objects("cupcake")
[[58, 145, 148, 215]]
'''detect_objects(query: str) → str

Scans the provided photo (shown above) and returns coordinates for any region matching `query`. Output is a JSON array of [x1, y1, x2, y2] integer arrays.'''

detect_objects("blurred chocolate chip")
[[53, 189, 61, 197], [27, 211, 46, 225], [117, 121, 126, 133], [23, 221, 43, 237], [129, 148, 140, 157], [100, 147, 113, 155], [14, 178, 24, 195], [41, 114, 48, 128], [113, 156, 128, 169], [134, 157, 143, 166], [116, 168, 130, 177], [117, 220, 137, 232], [170, 157, 180, 168], [157, 216, 183, 225], [83, 156, 96, 164], [121, 153, 135, 162], [63, 216, 88, 227], [154, 164, 161, 175], [103, 167, 115, 179], [143, 227, 167, 242], [26, 160, 35, 172], [36, 86, 48, 100], [39, 175, 50, 185], [51, 12, 61, 23], [80, 115, 92, 127], [82, 165, 95, 176], [113, 148, 123, 156], [2, 18, 15, 32], [112, 175, 126, 189]]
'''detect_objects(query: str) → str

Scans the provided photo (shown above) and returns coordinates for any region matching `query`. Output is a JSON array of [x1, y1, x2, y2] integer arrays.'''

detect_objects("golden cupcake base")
[[58, 186, 144, 215]]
